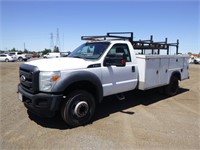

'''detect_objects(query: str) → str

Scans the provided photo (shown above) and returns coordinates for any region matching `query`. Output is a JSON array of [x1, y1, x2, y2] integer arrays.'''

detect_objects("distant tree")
[[10, 48, 16, 52], [188, 52, 192, 55], [42, 49, 51, 55], [9, 48, 23, 52], [53, 46, 59, 52], [24, 49, 28, 53]]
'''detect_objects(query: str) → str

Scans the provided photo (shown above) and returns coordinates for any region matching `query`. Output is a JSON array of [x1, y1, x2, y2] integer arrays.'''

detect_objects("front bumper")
[[18, 84, 63, 117]]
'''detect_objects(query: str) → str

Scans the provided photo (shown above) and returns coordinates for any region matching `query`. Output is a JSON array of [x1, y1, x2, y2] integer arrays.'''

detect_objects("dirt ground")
[[0, 59, 199, 150]]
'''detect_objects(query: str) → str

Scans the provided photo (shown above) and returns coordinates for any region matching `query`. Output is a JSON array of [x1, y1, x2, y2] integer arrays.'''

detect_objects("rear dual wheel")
[[61, 90, 96, 127], [164, 76, 179, 96]]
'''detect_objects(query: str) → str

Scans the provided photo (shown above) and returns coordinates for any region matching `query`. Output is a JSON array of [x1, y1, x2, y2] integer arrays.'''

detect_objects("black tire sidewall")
[[165, 76, 179, 96], [18, 57, 23, 61], [5, 59, 9, 62], [61, 90, 96, 127]]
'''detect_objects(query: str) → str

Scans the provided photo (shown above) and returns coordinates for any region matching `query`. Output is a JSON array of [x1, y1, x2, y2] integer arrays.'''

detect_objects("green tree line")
[[7, 46, 60, 55], [188, 52, 200, 57]]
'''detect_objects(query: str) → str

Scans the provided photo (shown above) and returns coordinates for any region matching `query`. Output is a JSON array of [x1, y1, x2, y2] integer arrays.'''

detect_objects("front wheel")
[[61, 90, 96, 127], [165, 76, 179, 96]]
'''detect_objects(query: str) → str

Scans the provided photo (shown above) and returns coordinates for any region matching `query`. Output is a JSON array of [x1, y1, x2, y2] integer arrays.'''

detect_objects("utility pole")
[[50, 32, 54, 52], [24, 42, 26, 51], [56, 28, 60, 51], [62, 33, 64, 52]]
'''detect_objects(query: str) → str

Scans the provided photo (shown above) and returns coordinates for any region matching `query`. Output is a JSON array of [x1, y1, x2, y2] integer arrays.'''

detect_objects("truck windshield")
[[68, 42, 110, 59]]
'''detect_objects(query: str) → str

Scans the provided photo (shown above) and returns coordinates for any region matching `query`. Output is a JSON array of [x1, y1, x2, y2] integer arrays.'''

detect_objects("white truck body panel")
[[136, 55, 190, 90]]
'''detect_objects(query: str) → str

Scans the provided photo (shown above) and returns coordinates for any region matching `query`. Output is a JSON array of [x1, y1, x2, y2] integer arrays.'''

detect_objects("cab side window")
[[107, 44, 131, 62]]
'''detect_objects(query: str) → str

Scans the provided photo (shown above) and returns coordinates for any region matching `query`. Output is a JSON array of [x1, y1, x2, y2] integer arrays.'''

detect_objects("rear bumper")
[[18, 84, 63, 117]]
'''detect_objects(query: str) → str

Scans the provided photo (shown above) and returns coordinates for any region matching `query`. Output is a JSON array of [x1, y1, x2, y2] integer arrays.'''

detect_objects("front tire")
[[5, 59, 9, 62], [61, 90, 96, 127], [165, 76, 179, 96]]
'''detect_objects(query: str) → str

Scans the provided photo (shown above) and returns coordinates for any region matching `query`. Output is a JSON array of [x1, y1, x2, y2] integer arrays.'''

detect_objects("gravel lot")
[[0, 60, 199, 150]]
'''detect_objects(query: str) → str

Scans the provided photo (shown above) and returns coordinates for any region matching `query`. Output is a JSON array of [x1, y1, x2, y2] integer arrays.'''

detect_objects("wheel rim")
[[61, 91, 96, 127], [74, 101, 89, 118]]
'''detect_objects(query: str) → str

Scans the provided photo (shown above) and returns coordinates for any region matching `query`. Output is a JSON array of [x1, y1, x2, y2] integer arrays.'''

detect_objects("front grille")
[[19, 64, 39, 93]]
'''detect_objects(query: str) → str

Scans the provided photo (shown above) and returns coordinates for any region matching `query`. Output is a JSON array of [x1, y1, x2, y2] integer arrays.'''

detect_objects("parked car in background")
[[189, 58, 194, 64], [189, 58, 200, 64], [9, 52, 28, 61], [43, 52, 60, 58], [32, 54, 41, 58], [194, 58, 200, 64], [25, 54, 33, 59], [60, 51, 71, 57], [0, 54, 17, 62]]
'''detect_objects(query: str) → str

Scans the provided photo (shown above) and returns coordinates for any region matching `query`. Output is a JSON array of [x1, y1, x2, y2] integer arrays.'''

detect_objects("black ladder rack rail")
[[81, 32, 179, 55], [81, 32, 133, 41]]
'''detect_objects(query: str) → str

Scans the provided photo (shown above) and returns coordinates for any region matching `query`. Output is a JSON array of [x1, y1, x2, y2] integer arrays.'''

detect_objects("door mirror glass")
[[104, 53, 126, 67]]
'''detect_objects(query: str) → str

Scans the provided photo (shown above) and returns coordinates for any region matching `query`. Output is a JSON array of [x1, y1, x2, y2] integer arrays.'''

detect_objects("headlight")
[[39, 71, 61, 92]]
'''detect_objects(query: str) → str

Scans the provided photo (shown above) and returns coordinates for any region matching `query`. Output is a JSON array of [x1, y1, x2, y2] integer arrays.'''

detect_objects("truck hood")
[[25, 57, 95, 71]]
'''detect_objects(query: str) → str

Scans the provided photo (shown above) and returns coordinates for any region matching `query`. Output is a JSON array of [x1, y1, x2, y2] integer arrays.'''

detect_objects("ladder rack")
[[81, 32, 179, 55]]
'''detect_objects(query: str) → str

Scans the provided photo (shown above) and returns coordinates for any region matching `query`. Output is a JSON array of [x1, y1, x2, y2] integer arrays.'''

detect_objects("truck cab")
[[18, 32, 189, 127], [65, 40, 138, 96]]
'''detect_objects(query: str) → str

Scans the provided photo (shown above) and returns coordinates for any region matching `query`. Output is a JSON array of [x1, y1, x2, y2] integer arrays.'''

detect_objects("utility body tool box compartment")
[[136, 55, 189, 90]]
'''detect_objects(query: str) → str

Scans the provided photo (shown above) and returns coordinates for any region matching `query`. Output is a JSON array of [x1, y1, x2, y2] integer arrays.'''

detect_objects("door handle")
[[132, 66, 135, 72]]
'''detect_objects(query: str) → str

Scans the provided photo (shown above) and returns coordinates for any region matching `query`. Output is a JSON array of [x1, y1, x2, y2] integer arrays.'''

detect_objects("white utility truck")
[[18, 32, 189, 127], [43, 52, 60, 58]]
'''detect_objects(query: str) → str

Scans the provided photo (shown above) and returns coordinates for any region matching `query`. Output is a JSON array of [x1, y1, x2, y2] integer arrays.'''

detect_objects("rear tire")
[[165, 76, 179, 96], [5, 59, 9, 62], [61, 90, 96, 127], [18, 57, 23, 61]]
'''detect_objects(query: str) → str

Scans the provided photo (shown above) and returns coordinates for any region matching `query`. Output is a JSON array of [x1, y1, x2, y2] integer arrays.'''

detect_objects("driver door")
[[102, 44, 137, 96]]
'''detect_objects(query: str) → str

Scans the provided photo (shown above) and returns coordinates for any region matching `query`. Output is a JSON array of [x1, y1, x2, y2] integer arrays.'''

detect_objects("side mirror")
[[104, 53, 126, 67]]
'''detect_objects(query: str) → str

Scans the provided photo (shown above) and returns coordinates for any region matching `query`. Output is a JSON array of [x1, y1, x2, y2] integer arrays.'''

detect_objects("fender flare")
[[52, 71, 103, 103]]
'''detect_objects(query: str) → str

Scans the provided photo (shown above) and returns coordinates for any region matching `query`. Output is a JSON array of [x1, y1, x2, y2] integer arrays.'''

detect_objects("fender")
[[52, 71, 103, 103]]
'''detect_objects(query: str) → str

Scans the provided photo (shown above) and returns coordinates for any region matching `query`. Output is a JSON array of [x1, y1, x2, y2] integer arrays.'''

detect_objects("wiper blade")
[[70, 56, 82, 58], [84, 57, 96, 59]]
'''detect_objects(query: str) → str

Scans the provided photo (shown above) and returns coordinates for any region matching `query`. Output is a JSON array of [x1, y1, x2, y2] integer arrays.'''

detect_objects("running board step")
[[116, 93, 125, 101]]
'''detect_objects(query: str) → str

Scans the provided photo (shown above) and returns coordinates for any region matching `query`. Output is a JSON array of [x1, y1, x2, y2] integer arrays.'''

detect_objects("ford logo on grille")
[[21, 75, 26, 82]]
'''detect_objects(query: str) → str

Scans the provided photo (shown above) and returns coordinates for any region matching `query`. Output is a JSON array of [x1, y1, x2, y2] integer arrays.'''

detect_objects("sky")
[[0, 0, 199, 54]]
